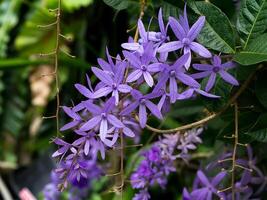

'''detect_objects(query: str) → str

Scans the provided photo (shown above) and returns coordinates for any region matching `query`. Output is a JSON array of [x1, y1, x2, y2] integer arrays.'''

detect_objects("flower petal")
[[211, 171, 227, 186], [190, 42, 212, 58], [139, 105, 147, 128], [92, 86, 112, 98], [118, 84, 132, 93], [123, 127, 135, 137], [60, 121, 79, 131], [193, 64, 213, 71], [92, 67, 113, 85], [107, 114, 124, 128], [205, 73, 216, 92], [169, 77, 177, 103], [80, 116, 101, 131], [169, 16, 186, 40], [99, 119, 108, 140], [143, 71, 154, 87], [147, 63, 162, 73], [197, 170, 210, 186], [75, 84, 92, 98], [176, 73, 200, 88], [191, 71, 211, 79], [219, 70, 239, 86], [145, 100, 163, 119], [188, 16, 205, 41], [157, 41, 183, 53], [120, 101, 139, 116], [126, 69, 142, 83]]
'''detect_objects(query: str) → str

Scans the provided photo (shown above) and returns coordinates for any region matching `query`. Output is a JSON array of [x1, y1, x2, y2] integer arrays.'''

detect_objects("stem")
[[55, 0, 61, 136], [134, 0, 146, 42], [231, 103, 238, 200]]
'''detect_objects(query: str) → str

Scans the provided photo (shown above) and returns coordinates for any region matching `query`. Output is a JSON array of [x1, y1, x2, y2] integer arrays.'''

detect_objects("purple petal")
[[191, 71, 211, 79], [219, 70, 239, 86], [60, 121, 79, 131], [80, 116, 101, 131], [158, 8, 165, 33], [145, 100, 163, 119], [114, 61, 126, 84], [92, 86, 112, 98], [157, 41, 183, 53], [195, 89, 220, 98], [138, 19, 147, 42], [139, 105, 147, 128], [190, 42, 212, 58], [107, 114, 124, 128], [102, 97, 116, 113], [122, 43, 142, 52], [169, 77, 177, 103], [197, 170, 210, 186], [221, 61, 236, 69], [112, 90, 119, 105], [72, 137, 85, 146], [83, 101, 102, 114], [102, 131, 119, 147], [99, 119, 108, 140], [75, 84, 92, 98], [84, 140, 90, 156], [188, 16, 205, 41], [97, 58, 112, 72], [120, 101, 139, 115], [212, 55, 221, 66], [127, 69, 143, 83], [92, 67, 113, 85], [173, 52, 190, 70], [181, 5, 190, 32], [205, 73, 216, 92], [123, 127, 135, 137], [211, 171, 227, 186], [169, 16, 186, 40], [176, 73, 200, 88], [147, 63, 162, 73], [143, 71, 154, 87], [62, 106, 80, 120], [184, 46, 191, 69], [193, 64, 213, 71], [131, 89, 143, 99], [118, 84, 132, 93]]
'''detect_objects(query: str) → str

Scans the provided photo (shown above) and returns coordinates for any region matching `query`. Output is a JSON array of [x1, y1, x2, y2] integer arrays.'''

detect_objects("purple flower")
[[79, 97, 124, 144], [133, 189, 151, 200], [120, 89, 163, 128], [72, 131, 106, 158], [190, 170, 227, 200], [121, 20, 148, 54], [74, 74, 94, 99], [191, 55, 238, 91], [91, 62, 132, 105], [123, 43, 162, 87], [60, 106, 82, 131], [97, 47, 118, 74], [155, 53, 200, 103], [158, 5, 211, 69], [52, 138, 71, 158]]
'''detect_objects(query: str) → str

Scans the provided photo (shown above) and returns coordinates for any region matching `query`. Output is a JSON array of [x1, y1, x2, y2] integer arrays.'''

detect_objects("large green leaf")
[[234, 33, 267, 65], [189, 1, 236, 53], [102, 0, 137, 10], [245, 113, 267, 142], [237, 0, 267, 49]]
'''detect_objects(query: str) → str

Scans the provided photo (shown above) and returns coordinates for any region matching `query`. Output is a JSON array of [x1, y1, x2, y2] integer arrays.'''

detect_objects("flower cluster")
[[43, 155, 102, 200], [183, 145, 267, 200], [53, 5, 238, 189], [131, 128, 203, 200]]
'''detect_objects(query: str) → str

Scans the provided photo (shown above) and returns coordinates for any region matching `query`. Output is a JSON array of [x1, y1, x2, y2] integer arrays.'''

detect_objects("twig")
[[134, 0, 146, 42]]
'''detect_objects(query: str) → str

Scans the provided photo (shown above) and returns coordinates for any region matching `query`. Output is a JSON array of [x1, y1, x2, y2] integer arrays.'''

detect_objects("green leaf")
[[246, 129, 267, 142], [103, 0, 137, 10], [237, 0, 267, 49], [62, 0, 94, 12], [234, 33, 267, 65], [189, 1, 236, 53], [255, 71, 267, 108], [161, 1, 182, 19]]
